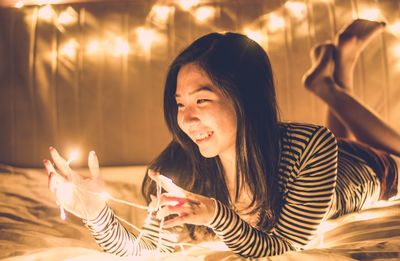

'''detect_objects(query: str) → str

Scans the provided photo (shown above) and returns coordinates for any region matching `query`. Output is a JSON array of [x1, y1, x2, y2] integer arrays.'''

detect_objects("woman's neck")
[[218, 151, 237, 198]]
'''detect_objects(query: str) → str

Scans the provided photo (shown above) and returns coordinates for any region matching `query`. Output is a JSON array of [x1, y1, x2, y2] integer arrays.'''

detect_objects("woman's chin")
[[198, 148, 218, 158]]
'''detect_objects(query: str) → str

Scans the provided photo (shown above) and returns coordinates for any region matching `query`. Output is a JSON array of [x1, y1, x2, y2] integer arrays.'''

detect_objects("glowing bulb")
[[151, 5, 172, 24], [57, 7, 78, 26], [86, 40, 100, 55], [268, 14, 285, 32], [136, 27, 158, 51], [100, 192, 110, 201], [38, 5, 55, 22], [176, 0, 199, 11], [66, 149, 80, 165], [60, 39, 78, 59], [243, 28, 265, 44], [60, 206, 66, 220], [113, 37, 130, 57], [358, 8, 382, 21], [15, 1, 24, 8], [388, 21, 400, 37], [393, 43, 400, 58], [194, 6, 216, 23], [285, 1, 307, 20]]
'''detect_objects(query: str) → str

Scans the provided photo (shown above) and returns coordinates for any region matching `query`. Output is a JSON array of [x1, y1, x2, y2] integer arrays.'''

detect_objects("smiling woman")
[[44, 20, 400, 258]]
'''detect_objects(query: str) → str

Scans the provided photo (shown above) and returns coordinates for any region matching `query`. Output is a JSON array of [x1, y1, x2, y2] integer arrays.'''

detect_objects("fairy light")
[[243, 27, 265, 45], [357, 8, 382, 21], [393, 43, 400, 58], [86, 40, 100, 55], [176, 0, 199, 11], [194, 6, 216, 23], [285, 1, 307, 20], [15, 1, 24, 8], [60, 39, 79, 59], [268, 14, 285, 33], [388, 21, 400, 37], [113, 37, 130, 57], [151, 5, 173, 25], [57, 7, 78, 26], [38, 5, 55, 22], [136, 27, 159, 53]]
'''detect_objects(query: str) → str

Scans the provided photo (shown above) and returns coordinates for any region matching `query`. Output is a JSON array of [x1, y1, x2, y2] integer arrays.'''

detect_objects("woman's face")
[[175, 63, 237, 159]]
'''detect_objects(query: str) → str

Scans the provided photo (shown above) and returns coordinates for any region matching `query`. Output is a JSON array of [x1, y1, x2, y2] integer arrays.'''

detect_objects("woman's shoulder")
[[278, 122, 330, 140]]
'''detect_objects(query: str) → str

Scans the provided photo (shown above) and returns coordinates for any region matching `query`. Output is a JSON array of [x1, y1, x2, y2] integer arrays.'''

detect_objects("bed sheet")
[[1, 164, 399, 260]]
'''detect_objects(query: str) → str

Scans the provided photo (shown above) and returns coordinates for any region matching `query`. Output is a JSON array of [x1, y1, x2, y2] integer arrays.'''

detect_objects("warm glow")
[[151, 5, 172, 24], [243, 28, 265, 45], [393, 43, 400, 58], [86, 40, 100, 55], [285, 1, 307, 20], [136, 27, 158, 51], [66, 149, 80, 165], [194, 6, 216, 23], [388, 21, 400, 37], [176, 0, 199, 11], [268, 14, 285, 32], [358, 8, 382, 21], [113, 37, 130, 56], [60, 39, 78, 59], [38, 5, 55, 22], [15, 1, 24, 8], [57, 7, 78, 26]]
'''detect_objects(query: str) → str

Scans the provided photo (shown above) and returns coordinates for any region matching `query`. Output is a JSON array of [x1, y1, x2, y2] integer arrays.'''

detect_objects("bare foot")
[[334, 19, 385, 88], [303, 43, 335, 97]]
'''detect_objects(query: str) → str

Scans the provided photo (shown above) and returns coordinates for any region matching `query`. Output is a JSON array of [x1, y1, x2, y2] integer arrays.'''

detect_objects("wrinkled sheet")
[[1, 164, 400, 261]]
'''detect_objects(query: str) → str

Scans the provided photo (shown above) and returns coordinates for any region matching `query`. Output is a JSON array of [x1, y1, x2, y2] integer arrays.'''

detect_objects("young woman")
[[44, 19, 400, 258]]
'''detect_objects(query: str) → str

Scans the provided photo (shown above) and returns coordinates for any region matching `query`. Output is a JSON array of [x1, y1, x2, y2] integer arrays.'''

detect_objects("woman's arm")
[[207, 126, 338, 257], [84, 205, 178, 256]]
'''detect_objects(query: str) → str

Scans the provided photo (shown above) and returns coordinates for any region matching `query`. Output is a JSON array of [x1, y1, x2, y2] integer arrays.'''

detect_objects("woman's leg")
[[303, 19, 400, 155], [304, 43, 350, 138]]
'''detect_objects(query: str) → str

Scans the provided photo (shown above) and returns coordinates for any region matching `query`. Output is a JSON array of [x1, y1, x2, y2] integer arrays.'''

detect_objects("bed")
[[1, 163, 400, 261]]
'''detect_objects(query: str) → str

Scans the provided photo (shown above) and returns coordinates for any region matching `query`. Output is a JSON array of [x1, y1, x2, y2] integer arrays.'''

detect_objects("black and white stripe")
[[85, 123, 383, 257]]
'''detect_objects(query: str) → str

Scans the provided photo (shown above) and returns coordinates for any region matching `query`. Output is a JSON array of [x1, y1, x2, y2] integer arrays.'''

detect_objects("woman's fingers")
[[88, 151, 100, 179], [49, 147, 71, 179], [148, 170, 187, 197], [157, 204, 192, 220]]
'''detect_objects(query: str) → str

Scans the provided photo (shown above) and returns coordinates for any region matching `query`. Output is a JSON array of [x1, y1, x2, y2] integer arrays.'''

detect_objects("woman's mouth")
[[194, 131, 214, 144]]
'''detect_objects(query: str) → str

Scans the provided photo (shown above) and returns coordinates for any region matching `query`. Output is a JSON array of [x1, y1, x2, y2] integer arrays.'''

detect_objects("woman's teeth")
[[195, 132, 213, 141]]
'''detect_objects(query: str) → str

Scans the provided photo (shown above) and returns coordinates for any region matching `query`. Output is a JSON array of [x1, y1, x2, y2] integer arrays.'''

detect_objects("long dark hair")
[[142, 32, 282, 236]]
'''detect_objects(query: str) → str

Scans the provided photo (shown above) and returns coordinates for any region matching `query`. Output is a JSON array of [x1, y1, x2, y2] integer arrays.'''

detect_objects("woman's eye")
[[197, 99, 210, 104], [177, 102, 184, 108]]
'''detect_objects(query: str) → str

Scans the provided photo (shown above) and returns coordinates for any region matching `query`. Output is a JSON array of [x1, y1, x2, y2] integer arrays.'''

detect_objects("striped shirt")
[[85, 123, 382, 257]]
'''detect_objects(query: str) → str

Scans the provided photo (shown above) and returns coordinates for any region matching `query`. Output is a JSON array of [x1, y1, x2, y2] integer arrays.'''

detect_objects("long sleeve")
[[84, 205, 178, 256], [207, 126, 338, 257]]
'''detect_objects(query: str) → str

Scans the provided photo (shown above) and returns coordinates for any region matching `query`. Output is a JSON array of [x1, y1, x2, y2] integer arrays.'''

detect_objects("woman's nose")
[[181, 106, 200, 129]]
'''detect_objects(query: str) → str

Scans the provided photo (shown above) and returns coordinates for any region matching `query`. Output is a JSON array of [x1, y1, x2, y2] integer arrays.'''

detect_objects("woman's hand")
[[43, 147, 107, 220], [148, 170, 216, 228]]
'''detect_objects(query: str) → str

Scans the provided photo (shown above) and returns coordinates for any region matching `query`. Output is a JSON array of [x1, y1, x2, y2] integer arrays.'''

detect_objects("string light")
[[60, 39, 79, 59], [285, 1, 307, 20], [243, 27, 266, 45], [194, 6, 216, 23], [86, 40, 101, 55], [113, 37, 130, 57], [38, 5, 55, 22], [150, 5, 173, 25], [357, 8, 382, 21], [15, 1, 24, 8], [175, 0, 199, 11], [268, 14, 285, 33], [393, 43, 400, 59], [57, 7, 78, 26], [388, 21, 400, 37], [136, 27, 159, 53]]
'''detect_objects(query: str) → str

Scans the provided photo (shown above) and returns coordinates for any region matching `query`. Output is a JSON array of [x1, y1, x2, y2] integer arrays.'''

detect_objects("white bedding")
[[1, 164, 399, 260]]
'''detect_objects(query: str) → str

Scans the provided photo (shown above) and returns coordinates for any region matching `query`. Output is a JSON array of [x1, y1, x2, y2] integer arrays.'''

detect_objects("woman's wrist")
[[204, 198, 219, 227]]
